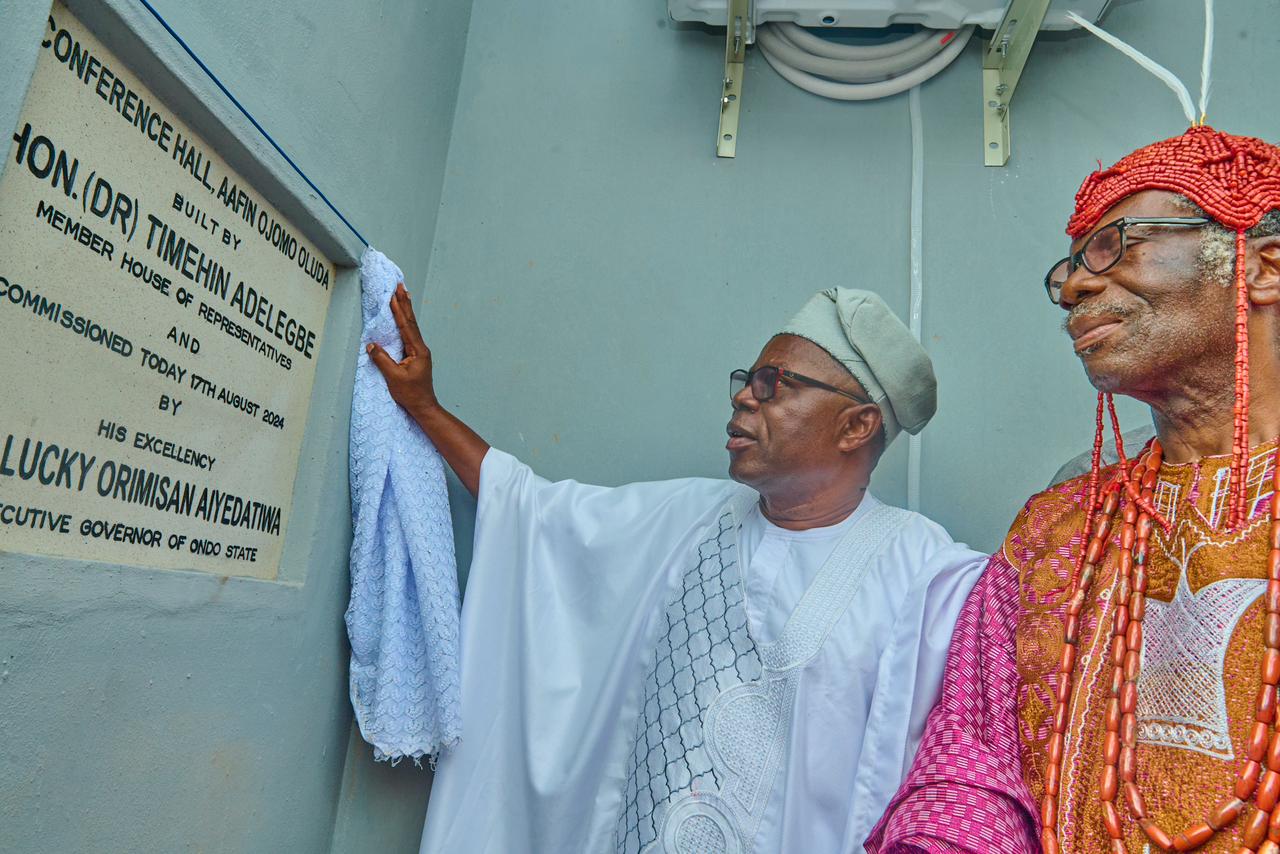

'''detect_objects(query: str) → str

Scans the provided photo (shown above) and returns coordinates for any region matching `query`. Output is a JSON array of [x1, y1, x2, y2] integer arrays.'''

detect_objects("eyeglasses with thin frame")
[[730, 364, 872, 405], [1044, 216, 1212, 305]]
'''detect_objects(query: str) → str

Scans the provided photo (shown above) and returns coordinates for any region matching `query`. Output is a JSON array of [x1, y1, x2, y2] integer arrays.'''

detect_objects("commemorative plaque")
[[0, 2, 336, 579]]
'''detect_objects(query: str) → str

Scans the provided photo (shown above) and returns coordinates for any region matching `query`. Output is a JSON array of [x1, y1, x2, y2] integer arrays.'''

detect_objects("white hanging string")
[[1199, 0, 1214, 120], [1066, 10, 1197, 126]]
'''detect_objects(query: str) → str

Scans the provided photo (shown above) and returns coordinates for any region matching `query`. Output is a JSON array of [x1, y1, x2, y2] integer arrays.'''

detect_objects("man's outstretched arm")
[[366, 282, 489, 496]]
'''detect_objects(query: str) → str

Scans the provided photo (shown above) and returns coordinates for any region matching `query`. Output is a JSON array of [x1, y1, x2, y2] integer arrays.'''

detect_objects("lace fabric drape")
[[346, 248, 461, 764]]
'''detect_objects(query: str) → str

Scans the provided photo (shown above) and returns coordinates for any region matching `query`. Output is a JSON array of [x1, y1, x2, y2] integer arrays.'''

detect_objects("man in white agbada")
[[366, 284, 987, 854]]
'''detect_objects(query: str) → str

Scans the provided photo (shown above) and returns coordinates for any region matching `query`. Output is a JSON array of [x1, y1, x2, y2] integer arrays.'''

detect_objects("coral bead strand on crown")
[[1072, 393, 1110, 590], [1229, 230, 1252, 531]]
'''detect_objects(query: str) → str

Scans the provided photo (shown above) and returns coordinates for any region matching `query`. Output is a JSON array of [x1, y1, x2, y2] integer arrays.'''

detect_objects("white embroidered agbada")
[[418, 448, 986, 854]]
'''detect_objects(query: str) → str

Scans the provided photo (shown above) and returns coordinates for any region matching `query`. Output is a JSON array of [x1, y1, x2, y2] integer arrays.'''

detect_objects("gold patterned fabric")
[[1012, 442, 1279, 852]]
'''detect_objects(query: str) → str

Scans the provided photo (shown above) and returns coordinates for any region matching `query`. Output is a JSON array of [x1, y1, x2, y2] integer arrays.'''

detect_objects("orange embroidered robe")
[[1014, 445, 1279, 852]]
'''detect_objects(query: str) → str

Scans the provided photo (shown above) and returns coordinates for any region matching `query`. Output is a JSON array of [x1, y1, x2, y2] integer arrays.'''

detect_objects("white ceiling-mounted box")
[[669, 0, 1112, 31]]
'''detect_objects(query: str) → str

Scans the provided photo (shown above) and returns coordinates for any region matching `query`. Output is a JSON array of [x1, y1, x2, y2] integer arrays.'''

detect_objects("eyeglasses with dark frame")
[[730, 364, 872, 405], [1043, 216, 1212, 305]]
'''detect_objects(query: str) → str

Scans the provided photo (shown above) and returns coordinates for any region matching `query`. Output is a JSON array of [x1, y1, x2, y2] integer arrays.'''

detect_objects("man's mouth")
[[1071, 320, 1122, 353], [726, 423, 756, 451], [1067, 311, 1128, 354]]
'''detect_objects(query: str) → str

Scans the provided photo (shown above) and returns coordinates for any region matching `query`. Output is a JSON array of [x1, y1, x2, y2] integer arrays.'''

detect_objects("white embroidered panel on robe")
[[616, 501, 909, 854], [615, 510, 762, 854], [1137, 570, 1264, 759], [1132, 453, 1276, 758]]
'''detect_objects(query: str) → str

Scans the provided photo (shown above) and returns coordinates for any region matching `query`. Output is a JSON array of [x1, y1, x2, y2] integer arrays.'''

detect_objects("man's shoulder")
[[1000, 466, 1117, 569], [885, 505, 959, 553], [872, 501, 987, 584]]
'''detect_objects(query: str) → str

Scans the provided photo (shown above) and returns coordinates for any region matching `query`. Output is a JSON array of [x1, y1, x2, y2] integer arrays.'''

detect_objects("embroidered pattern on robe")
[[617, 499, 911, 854], [615, 510, 762, 854], [1012, 444, 1280, 853], [1138, 572, 1264, 759]]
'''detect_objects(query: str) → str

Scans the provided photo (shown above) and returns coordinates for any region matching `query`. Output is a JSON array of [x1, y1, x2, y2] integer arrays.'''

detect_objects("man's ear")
[[1248, 236, 1280, 306], [836, 404, 882, 454]]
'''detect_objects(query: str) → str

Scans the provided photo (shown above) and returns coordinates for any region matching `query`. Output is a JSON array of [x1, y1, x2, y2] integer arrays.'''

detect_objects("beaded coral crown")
[[1068, 125, 1280, 238]]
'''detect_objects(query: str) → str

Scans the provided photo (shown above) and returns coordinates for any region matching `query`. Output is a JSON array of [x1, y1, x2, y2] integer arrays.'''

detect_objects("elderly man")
[[867, 126, 1280, 854], [366, 287, 985, 854]]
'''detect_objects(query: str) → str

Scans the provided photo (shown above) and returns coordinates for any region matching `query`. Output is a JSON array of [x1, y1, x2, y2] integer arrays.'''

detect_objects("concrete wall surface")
[[0, 0, 473, 852]]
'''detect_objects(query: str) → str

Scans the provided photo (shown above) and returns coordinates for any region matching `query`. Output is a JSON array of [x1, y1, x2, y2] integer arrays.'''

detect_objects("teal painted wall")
[[0, 0, 472, 852]]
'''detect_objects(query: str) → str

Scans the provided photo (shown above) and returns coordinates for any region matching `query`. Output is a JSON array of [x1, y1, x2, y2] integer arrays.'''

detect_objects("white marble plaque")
[[0, 2, 336, 579]]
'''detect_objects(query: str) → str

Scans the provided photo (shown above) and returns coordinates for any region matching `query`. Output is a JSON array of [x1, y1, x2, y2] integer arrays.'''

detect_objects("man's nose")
[[1058, 263, 1108, 309], [732, 384, 760, 411]]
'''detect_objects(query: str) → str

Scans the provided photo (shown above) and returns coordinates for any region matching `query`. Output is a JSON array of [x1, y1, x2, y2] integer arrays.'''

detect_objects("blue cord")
[[134, 0, 370, 248]]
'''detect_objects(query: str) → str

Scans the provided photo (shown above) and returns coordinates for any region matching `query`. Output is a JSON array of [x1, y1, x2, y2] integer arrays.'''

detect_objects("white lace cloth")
[[345, 247, 461, 763]]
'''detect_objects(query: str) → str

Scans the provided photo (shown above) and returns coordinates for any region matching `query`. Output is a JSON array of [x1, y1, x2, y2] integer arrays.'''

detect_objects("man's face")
[[726, 334, 868, 490], [1058, 189, 1233, 396]]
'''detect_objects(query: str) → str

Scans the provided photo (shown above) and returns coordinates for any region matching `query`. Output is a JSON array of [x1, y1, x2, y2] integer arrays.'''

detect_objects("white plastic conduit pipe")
[[773, 22, 936, 60], [761, 25, 951, 81], [757, 24, 974, 101], [907, 84, 924, 512]]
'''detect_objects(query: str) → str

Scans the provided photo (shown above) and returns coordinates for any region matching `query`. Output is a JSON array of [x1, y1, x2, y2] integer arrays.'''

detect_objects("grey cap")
[[780, 287, 937, 446]]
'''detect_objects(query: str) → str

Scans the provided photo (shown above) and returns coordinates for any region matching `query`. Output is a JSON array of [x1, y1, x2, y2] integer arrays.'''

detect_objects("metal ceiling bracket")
[[982, 0, 1050, 166], [717, 0, 752, 158]]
